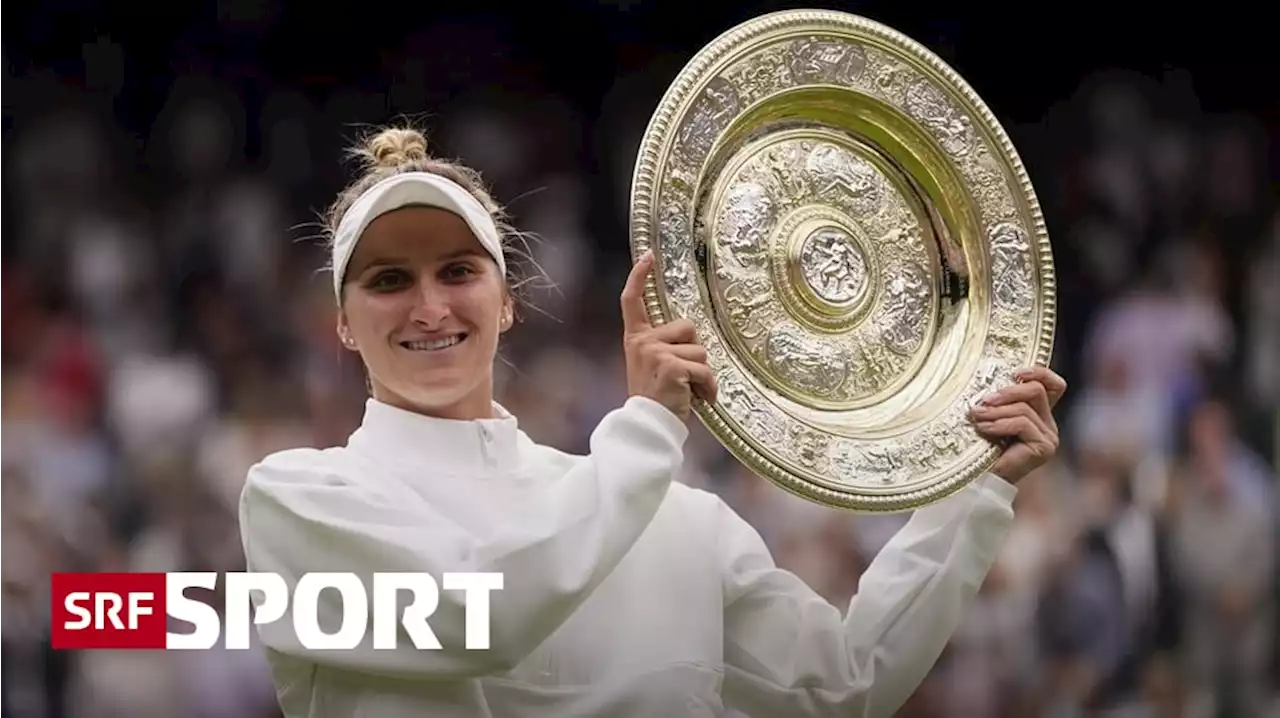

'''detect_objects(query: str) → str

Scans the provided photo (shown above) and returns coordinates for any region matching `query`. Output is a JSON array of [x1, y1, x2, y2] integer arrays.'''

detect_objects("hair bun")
[[364, 127, 430, 169]]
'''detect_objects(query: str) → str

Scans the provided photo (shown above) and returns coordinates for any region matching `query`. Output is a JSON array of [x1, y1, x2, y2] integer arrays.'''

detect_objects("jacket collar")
[[347, 398, 523, 476]]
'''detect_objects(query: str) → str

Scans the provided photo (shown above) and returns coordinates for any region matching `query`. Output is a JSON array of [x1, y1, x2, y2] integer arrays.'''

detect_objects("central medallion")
[[799, 227, 868, 304], [771, 208, 878, 330], [702, 127, 942, 411]]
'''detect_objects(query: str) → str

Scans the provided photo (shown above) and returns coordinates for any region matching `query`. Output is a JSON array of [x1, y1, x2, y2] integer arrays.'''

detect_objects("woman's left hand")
[[968, 365, 1067, 485]]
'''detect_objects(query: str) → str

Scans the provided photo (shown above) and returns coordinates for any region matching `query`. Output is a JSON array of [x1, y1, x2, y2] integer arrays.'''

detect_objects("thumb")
[[620, 250, 656, 334]]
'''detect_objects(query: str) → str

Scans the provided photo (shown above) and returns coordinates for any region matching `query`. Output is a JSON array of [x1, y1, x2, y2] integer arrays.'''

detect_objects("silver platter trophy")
[[628, 10, 1056, 512]]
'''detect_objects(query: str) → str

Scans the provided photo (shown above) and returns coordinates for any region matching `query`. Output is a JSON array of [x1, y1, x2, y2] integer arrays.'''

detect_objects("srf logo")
[[52, 573, 167, 649]]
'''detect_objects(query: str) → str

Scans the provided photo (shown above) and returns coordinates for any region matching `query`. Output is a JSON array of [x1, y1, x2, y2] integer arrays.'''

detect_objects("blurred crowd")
[[3, 43, 1278, 718]]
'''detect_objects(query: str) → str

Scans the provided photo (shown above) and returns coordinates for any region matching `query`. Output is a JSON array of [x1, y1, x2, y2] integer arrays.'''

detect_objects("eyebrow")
[[438, 248, 490, 261], [353, 249, 489, 274]]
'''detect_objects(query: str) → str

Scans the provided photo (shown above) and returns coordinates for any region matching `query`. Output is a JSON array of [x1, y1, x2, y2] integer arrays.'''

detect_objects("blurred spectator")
[[1168, 397, 1276, 717]]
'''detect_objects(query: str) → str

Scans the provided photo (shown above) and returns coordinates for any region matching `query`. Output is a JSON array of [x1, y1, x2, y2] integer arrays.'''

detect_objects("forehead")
[[348, 206, 488, 269]]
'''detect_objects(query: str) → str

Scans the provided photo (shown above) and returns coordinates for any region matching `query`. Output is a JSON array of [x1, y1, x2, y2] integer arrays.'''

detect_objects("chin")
[[400, 376, 487, 415]]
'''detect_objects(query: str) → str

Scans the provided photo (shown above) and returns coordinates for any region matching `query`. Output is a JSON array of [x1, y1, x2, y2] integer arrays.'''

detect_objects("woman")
[[239, 125, 1066, 718]]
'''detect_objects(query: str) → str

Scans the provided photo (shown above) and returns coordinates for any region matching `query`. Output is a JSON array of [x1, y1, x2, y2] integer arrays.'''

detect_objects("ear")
[[336, 313, 359, 352], [498, 298, 515, 333]]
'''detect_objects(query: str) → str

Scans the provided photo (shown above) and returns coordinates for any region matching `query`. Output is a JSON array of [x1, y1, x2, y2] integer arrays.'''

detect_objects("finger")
[[691, 377, 718, 404], [1015, 365, 1067, 407], [988, 383, 1049, 427], [667, 343, 709, 364], [976, 416, 1057, 461], [683, 361, 718, 404], [648, 318, 698, 345], [983, 381, 1053, 429], [973, 416, 1045, 445], [970, 401, 1051, 438], [620, 251, 655, 334]]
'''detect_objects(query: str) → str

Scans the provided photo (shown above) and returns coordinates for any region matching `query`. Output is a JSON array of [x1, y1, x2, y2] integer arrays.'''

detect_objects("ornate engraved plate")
[[629, 10, 1056, 512]]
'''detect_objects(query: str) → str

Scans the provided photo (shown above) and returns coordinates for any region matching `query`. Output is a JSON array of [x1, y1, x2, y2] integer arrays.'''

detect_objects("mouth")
[[400, 334, 467, 352]]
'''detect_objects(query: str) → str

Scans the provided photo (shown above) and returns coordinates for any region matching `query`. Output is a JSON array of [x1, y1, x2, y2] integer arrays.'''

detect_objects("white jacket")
[[239, 395, 1016, 717]]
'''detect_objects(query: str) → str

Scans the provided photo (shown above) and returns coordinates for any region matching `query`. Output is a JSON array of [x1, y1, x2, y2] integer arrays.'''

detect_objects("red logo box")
[[50, 573, 168, 649]]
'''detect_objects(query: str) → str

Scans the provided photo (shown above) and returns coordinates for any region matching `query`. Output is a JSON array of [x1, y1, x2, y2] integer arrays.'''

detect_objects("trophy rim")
[[628, 9, 1057, 513]]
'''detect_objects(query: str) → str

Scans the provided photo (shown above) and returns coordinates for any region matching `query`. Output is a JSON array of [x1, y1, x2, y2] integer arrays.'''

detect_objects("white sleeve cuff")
[[973, 471, 1018, 506], [624, 395, 690, 444]]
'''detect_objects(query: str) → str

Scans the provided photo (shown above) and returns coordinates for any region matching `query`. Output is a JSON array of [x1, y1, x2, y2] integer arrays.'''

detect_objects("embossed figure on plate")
[[677, 77, 741, 160], [800, 228, 868, 304], [788, 38, 867, 85], [721, 183, 773, 263], [904, 80, 974, 157], [988, 222, 1034, 312], [879, 262, 931, 355], [764, 329, 848, 398], [805, 145, 882, 215]]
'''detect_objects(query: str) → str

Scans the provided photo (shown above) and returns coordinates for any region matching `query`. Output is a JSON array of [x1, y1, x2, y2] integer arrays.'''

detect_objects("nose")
[[408, 278, 451, 328]]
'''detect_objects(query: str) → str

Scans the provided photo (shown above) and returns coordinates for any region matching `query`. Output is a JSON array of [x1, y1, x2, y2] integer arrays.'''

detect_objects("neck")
[[370, 381, 496, 422]]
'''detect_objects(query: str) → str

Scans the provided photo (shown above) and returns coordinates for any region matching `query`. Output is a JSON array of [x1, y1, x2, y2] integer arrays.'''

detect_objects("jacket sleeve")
[[238, 396, 687, 679], [720, 473, 1017, 718]]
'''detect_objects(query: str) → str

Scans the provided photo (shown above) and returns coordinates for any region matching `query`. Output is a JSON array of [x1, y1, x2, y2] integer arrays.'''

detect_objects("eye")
[[366, 268, 412, 292], [441, 262, 479, 282]]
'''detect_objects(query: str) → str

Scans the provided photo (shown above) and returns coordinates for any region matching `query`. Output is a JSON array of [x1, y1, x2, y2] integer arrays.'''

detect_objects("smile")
[[401, 334, 467, 351]]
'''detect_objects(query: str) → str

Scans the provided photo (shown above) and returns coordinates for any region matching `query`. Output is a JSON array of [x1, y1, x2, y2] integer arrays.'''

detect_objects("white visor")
[[331, 171, 505, 300]]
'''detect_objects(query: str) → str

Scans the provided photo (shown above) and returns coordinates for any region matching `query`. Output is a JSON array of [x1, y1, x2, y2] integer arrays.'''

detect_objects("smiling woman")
[[325, 128, 520, 421], [236, 122, 1064, 718]]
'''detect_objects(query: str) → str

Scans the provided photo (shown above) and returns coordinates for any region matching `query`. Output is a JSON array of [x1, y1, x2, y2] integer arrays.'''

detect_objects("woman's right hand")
[[620, 251, 717, 419]]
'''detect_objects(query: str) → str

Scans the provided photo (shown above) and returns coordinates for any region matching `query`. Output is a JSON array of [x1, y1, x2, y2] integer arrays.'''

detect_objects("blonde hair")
[[324, 123, 543, 307]]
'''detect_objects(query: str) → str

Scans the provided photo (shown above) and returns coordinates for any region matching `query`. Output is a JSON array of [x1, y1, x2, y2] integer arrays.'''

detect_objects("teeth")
[[404, 336, 462, 351]]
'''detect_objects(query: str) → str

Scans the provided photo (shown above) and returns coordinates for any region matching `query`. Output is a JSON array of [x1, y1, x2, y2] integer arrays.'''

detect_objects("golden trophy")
[[628, 10, 1056, 512]]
